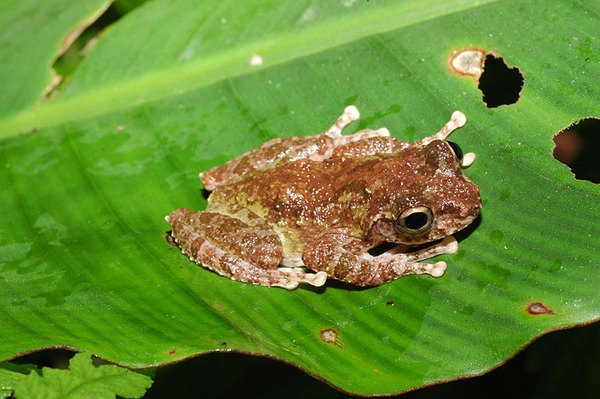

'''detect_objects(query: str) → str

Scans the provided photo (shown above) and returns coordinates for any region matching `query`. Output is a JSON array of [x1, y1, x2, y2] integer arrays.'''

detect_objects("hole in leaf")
[[448, 49, 524, 108], [48, 3, 146, 98], [48, 8, 120, 96], [553, 118, 600, 183], [11, 348, 75, 369], [478, 55, 524, 108]]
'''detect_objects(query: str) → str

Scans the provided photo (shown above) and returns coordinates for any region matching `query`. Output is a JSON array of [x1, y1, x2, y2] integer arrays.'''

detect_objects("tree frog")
[[166, 106, 481, 289]]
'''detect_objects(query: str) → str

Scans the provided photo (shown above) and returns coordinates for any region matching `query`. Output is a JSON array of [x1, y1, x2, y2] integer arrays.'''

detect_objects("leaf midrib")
[[0, 0, 498, 139]]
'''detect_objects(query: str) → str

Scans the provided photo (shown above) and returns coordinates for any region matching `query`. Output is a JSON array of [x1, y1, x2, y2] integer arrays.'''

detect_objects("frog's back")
[[209, 153, 391, 234], [201, 135, 334, 191], [209, 158, 336, 220]]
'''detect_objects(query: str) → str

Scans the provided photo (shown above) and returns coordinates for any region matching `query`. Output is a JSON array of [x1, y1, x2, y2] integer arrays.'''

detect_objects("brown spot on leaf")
[[526, 302, 555, 315], [448, 48, 488, 78], [386, 299, 395, 306], [167, 348, 177, 355], [214, 304, 224, 311], [319, 328, 340, 345], [219, 341, 227, 346]]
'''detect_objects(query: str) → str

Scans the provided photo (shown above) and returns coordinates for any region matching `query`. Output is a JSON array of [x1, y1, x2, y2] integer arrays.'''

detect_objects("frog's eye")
[[396, 206, 434, 234], [447, 141, 463, 161]]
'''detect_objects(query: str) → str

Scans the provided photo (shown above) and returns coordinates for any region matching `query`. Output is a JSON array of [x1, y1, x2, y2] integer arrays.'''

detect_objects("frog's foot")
[[335, 127, 391, 142], [167, 209, 326, 289], [402, 236, 458, 277], [325, 105, 361, 138], [304, 232, 458, 286], [461, 152, 476, 168], [323, 105, 411, 158], [417, 111, 467, 146], [278, 268, 328, 289], [325, 105, 391, 140]]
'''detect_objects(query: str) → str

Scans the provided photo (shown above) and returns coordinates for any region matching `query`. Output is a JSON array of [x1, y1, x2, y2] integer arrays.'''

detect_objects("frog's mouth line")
[[367, 239, 446, 257]]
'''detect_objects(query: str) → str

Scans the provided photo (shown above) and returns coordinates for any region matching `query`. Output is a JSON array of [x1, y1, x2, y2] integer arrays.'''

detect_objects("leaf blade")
[[0, 0, 499, 138], [0, 0, 598, 396], [0, 0, 109, 119]]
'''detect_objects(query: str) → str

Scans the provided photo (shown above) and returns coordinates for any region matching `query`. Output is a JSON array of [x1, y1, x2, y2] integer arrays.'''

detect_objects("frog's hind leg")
[[325, 105, 391, 142], [416, 111, 476, 168], [325, 105, 361, 137], [201, 106, 363, 191], [417, 111, 467, 145], [201, 106, 389, 190], [166, 208, 327, 289]]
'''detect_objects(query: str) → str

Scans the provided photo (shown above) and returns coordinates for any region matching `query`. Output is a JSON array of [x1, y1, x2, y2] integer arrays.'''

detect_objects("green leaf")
[[0, 0, 109, 120], [0, 0, 598, 396], [10, 354, 152, 399], [0, 363, 37, 399]]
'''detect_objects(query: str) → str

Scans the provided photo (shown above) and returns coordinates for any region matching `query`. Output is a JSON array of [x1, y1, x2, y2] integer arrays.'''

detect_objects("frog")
[[166, 105, 482, 289]]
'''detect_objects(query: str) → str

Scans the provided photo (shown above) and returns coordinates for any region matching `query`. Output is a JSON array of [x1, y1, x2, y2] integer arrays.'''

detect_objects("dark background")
[[16, 320, 600, 398]]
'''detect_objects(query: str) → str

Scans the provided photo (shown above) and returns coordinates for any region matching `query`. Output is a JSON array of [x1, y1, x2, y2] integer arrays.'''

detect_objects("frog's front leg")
[[302, 231, 457, 286], [167, 208, 327, 289]]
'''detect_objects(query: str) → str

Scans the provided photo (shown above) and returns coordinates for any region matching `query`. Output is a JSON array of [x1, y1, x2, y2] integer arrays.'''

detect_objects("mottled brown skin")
[[167, 107, 482, 289]]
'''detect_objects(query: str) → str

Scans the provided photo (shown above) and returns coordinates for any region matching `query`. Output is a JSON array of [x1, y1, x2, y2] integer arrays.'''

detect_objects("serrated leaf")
[[0, 0, 598, 396], [11, 354, 152, 399]]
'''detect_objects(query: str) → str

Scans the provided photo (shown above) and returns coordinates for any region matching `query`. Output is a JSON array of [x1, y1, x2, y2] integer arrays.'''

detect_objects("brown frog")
[[166, 106, 481, 289]]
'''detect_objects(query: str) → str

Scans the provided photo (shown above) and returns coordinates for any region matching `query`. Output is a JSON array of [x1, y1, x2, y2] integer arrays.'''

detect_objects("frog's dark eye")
[[447, 141, 463, 161], [396, 206, 434, 234]]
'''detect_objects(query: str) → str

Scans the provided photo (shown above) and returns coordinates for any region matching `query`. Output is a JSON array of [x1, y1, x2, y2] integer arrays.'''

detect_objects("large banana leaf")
[[1, 0, 598, 395]]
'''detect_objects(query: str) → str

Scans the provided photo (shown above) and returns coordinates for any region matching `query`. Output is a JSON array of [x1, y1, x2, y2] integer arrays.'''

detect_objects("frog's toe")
[[403, 260, 447, 278], [276, 280, 301, 290], [276, 268, 327, 289], [325, 105, 361, 137], [461, 152, 476, 168], [428, 261, 447, 277], [451, 111, 467, 127], [303, 271, 328, 287], [439, 236, 459, 254]]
